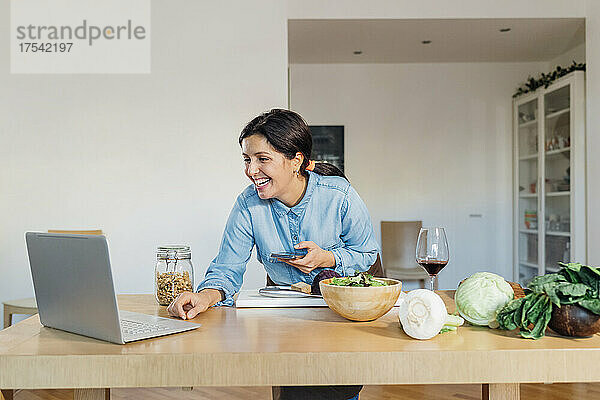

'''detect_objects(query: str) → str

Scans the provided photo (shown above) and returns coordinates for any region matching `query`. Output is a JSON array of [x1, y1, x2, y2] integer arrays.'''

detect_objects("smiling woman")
[[167, 108, 379, 400], [242, 135, 306, 207]]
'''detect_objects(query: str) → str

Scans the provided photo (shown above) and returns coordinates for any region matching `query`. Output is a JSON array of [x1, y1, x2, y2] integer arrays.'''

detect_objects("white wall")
[[290, 62, 545, 289], [547, 42, 586, 69], [0, 0, 287, 324]]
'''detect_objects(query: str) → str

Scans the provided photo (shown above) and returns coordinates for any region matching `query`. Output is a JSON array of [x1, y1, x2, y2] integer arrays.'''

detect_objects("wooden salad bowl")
[[549, 304, 600, 337], [319, 278, 402, 322]]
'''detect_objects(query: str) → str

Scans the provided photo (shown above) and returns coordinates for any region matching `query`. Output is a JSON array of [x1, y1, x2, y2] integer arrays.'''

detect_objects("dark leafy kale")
[[496, 263, 600, 339], [311, 269, 341, 295]]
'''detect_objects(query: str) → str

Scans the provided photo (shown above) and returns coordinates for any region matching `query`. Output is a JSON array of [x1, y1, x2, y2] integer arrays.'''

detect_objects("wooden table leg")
[[73, 388, 110, 400], [482, 384, 489, 400], [1, 389, 14, 400], [488, 383, 519, 400]]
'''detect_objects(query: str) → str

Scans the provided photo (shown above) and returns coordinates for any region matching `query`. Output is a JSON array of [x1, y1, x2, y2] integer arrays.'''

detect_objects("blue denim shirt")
[[196, 171, 380, 306]]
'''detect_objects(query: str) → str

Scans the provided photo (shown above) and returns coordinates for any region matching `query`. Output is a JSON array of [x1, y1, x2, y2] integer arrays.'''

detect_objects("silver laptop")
[[25, 232, 201, 344]]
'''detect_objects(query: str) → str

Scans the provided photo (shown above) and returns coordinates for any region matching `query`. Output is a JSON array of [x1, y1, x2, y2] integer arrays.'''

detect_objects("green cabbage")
[[455, 272, 514, 326]]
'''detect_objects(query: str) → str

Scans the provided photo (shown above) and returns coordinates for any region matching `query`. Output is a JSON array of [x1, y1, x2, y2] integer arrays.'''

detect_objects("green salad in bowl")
[[329, 272, 389, 287]]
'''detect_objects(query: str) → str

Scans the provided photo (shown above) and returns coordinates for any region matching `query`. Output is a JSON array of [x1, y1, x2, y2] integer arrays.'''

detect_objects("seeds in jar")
[[156, 271, 193, 305]]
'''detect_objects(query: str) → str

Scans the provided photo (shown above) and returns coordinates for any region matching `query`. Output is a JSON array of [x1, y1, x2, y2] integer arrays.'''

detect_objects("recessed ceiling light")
[[421, 40, 432, 44], [499, 28, 511, 32], [353, 50, 362, 55]]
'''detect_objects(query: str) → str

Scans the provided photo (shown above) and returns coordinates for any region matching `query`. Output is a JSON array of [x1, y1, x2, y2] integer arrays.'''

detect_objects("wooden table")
[[1, 292, 600, 400]]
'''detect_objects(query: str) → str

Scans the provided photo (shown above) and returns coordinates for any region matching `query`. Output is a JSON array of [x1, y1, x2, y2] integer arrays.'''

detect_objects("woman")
[[168, 109, 379, 400]]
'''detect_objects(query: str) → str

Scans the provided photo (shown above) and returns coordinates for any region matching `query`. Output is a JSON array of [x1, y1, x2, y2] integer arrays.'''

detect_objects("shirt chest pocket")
[[298, 219, 342, 250], [320, 239, 343, 252]]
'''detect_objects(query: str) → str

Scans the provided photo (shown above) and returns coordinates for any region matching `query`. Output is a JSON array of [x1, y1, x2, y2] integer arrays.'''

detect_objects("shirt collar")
[[270, 170, 318, 217]]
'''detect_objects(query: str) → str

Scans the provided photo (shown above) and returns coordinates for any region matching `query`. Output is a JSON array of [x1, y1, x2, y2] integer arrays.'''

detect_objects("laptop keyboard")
[[120, 319, 172, 336]]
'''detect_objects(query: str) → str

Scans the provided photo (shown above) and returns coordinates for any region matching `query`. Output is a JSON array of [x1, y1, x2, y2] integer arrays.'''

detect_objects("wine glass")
[[415, 227, 449, 291]]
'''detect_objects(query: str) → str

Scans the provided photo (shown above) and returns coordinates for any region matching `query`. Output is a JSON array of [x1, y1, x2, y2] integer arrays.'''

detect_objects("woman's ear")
[[293, 152, 304, 170]]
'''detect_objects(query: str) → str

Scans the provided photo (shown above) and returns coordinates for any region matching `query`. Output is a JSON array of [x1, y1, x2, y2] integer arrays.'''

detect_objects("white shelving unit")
[[513, 71, 586, 287]]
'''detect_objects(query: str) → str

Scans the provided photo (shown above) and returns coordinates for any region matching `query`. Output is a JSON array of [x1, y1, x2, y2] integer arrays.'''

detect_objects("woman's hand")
[[167, 289, 222, 320], [278, 241, 336, 274]]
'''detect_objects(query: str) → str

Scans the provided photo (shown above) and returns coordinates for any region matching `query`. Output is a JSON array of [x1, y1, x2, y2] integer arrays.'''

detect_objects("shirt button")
[[292, 235, 298, 241]]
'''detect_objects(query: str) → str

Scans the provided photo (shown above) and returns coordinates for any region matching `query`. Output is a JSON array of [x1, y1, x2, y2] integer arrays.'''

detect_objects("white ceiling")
[[288, 18, 585, 63]]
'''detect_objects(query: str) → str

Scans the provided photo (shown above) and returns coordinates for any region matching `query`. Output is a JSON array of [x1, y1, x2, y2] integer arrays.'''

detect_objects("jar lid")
[[157, 245, 191, 259]]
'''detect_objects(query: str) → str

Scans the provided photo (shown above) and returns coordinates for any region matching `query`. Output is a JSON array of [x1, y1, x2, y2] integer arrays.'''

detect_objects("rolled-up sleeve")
[[330, 186, 379, 276], [196, 194, 254, 306]]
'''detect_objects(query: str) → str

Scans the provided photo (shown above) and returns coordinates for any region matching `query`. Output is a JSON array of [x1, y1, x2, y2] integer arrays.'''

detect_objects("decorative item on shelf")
[[513, 61, 586, 98], [518, 111, 535, 124], [557, 128, 570, 145], [545, 136, 558, 151], [529, 182, 536, 194], [546, 135, 569, 152], [547, 214, 560, 232], [546, 178, 566, 193], [524, 210, 537, 230], [557, 181, 570, 192], [558, 136, 568, 149]]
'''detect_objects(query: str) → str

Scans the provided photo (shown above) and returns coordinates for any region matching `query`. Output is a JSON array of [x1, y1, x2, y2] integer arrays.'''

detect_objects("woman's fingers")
[[281, 259, 315, 274], [294, 241, 317, 250], [186, 303, 207, 319], [167, 292, 193, 319], [277, 257, 309, 267], [281, 258, 310, 267]]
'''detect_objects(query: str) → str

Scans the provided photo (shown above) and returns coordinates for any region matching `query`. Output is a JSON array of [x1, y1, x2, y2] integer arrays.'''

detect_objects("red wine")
[[418, 260, 448, 275]]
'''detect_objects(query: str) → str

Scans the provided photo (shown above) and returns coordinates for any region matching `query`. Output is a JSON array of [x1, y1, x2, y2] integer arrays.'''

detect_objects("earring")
[[295, 170, 299, 177]]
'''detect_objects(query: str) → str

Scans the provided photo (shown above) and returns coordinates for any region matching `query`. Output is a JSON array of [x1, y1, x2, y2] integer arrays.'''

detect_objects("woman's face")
[[241, 134, 302, 201]]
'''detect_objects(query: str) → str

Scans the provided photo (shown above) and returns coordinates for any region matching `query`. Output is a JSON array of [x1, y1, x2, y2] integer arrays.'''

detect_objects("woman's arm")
[[196, 193, 254, 306], [329, 185, 379, 275]]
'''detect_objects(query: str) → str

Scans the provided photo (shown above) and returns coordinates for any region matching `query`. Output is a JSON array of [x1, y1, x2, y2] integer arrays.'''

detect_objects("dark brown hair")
[[239, 109, 347, 180]]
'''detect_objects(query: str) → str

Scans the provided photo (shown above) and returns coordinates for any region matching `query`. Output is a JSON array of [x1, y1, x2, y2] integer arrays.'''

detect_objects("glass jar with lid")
[[155, 245, 194, 306]]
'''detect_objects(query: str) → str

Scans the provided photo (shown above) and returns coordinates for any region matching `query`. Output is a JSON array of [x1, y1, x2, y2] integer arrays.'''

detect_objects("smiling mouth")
[[253, 178, 271, 188]]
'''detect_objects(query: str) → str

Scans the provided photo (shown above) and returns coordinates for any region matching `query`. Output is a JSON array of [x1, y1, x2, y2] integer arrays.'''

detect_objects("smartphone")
[[270, 249, 308, 259]]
